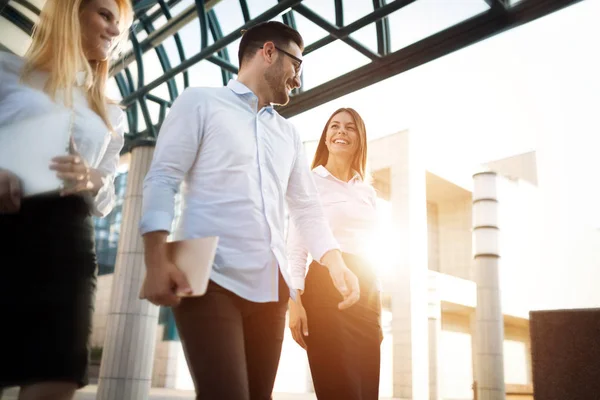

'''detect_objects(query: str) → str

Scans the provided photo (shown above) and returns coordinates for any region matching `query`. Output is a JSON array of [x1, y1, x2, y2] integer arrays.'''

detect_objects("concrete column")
[[470, 311, 478, 399], [97, 144, 160, 399], [472, 171, 506, 400], [389, 131, 429, 400], [427, 272, 442, 400]]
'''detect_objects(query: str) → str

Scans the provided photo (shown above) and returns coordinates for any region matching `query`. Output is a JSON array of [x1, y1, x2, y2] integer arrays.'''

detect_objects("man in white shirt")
[[139, 21, 360, 399]]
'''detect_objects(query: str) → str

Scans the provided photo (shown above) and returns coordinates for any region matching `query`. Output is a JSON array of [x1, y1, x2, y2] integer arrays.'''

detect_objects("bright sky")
[[111, 0, 599, 231]]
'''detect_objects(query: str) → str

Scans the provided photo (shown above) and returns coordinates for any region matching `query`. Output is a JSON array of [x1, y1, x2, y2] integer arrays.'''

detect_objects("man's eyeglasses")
[[260, 45, 303, 78]]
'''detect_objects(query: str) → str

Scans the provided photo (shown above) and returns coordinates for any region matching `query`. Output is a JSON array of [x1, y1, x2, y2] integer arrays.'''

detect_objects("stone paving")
[[2, 386, 320, 400]]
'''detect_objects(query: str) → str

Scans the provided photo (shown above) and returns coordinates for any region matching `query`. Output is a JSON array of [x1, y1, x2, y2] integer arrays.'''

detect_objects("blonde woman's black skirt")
[[0, 194, 97, 389]]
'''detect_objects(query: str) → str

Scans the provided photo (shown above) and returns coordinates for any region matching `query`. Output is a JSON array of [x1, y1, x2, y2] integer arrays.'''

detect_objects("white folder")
[[140, 236, 219, 299], [0, 110, 72, 197]]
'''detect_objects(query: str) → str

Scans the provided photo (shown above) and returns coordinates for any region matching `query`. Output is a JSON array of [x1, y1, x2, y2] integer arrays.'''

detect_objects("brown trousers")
[[173, 274, 288, 400]]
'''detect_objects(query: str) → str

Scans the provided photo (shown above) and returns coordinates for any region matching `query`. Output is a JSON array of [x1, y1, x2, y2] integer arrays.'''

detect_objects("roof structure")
[[1, 0, 583, 150]]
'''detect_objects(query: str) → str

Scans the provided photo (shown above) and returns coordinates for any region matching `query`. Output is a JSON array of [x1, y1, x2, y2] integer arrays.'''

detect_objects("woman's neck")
[[324, 155, 353, 182]]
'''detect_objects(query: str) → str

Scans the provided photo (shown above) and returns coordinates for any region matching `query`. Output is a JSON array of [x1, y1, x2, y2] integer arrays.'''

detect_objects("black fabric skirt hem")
[[0, 194, 97, 389]]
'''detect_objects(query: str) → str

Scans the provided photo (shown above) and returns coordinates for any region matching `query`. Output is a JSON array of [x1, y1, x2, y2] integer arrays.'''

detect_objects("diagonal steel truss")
[[1, 0, 584, 151]]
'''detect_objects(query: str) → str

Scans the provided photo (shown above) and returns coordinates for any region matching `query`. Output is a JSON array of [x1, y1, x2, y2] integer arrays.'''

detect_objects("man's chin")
[[272, 93, 290, 107]]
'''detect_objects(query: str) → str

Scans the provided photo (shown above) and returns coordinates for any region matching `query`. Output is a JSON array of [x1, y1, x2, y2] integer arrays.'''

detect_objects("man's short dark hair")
[[238, 21, 304, 68]]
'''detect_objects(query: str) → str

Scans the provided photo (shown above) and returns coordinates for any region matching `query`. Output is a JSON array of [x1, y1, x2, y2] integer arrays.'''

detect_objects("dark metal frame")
[[0, 0, 585, 145]]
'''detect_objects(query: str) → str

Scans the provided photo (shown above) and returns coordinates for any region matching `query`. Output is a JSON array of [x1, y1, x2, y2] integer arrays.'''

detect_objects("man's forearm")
[[143, 231, 170, 269]]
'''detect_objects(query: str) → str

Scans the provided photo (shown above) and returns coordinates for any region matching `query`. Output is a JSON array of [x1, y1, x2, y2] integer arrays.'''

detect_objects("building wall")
[[486, 151, 538, 185], [437, 198, 473, 281], [440, 312, 532, 400], [427, 202, 441, 272], [440, 313, 473, 400]]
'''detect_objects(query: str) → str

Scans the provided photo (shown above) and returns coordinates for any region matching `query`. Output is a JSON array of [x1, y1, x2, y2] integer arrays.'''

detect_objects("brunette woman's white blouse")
[[0, 51, 125, 217]]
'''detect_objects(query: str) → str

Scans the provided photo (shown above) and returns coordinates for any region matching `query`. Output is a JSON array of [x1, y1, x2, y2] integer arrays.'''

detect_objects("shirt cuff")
[[89, 176, 114, 217], [139, 210, 174, 235], [309, 240, 340, 265], [290, 276, 306, 292]]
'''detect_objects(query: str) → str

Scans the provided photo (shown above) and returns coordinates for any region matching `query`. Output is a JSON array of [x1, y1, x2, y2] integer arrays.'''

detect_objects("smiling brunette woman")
[[0, 1, 132, 399], [287, 108, 383, 399]]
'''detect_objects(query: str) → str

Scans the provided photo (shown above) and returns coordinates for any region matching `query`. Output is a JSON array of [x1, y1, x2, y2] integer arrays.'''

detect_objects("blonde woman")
[[287, 108, 382, 399], [0, 0, 132, 398]]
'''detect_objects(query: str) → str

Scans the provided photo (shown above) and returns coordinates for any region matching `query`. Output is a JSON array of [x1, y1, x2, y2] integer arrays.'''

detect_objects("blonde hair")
[[21, 0, 133, 133], [312, 107, 369, 181]]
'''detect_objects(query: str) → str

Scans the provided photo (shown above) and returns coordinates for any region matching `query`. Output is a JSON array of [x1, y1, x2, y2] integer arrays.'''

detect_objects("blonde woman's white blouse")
[[0, 52, 125, 217]]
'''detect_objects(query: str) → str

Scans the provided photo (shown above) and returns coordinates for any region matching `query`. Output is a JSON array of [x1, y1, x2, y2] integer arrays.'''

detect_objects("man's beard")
[[264, 60, 289, 106]]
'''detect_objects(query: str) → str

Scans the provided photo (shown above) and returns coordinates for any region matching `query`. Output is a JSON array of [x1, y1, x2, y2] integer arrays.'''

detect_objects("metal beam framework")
[[279, 0, 584, 118], [1, 3, 34, 35], [1, 0, 584, 147]]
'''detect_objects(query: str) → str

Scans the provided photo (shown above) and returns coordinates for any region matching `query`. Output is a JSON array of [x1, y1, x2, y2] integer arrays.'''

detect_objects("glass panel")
[[136, 29, 148, 42], [188, 59, 225, 87], [225, 38, 242, 71], [161, 36, 183, 68], [169, 0, 195, 17], [106, 79, 122, 102], [349, 24, 379, 55], [387, 0, 489, 53], [299, 0, 337, 26], [152, 13, 169, 30], [301, 39, 371, 91], [93, 171, 127, 276], [175, 73, 186, 93], [145, 94, 161, 125], [177, 16, 201, 56], [247, 0, 278, 19], [141, 50, 166, 85], [213, 0, 246, 33], [135, 102, 146, 132], [125, 61, 139, 87], [292, 11, 331, 47], [342, 0, 375, 26]]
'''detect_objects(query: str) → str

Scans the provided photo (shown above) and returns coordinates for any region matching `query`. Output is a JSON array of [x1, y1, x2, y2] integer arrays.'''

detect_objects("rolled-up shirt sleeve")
[[139, 88, 203, 235], [285, 128, 339, 273], [90, 106, 125, 217], [286, 217, 310, 291]]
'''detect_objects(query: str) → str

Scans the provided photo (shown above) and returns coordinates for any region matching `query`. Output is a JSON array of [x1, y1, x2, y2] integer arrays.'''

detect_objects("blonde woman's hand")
[[49, 137, 103, 197], [0, 169, 21, 213]]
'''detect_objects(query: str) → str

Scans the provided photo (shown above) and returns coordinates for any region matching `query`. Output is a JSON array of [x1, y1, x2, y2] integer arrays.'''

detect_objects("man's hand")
[[288, 292, 308, 349], [320, 250, 360, 310], [0, 169, 22, 214], [140, 232, 192, 307]]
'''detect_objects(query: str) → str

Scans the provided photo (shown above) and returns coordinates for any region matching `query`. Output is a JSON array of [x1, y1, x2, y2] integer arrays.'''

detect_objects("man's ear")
[[261, 41, 277, 64]]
